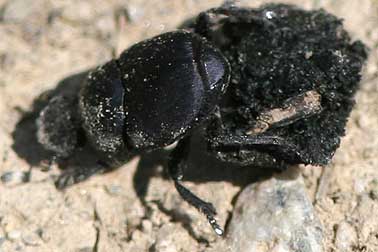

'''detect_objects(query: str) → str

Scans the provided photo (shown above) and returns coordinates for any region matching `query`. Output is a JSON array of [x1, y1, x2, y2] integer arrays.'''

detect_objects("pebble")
[[105, 184, 123, 196], [61, 2, 97, 23], [153, 224, 196, 252], [334, 221, 357, 251], [1, 0, 50, 35], [22, 232, 41, 246], [0, 171, 28, 185], [76, 247, 93, 252], [7, 230, 21, 242], [0, 237, 5, 247], [2, 0, 44, 23], [141, 219, 153, 234], [226, 167, 324, 252]]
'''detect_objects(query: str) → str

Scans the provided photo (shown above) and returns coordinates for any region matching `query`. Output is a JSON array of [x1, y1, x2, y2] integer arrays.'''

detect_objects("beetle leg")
[[174, 180, 223, 236], [55, 161, 111, 189], [211, 134, 295, 150], [168, 137, 224, 236], [168, 137, 190, 181], [207, 91, 322, 164], [197, 4, 261, 30], [209, 133, 307, 164]]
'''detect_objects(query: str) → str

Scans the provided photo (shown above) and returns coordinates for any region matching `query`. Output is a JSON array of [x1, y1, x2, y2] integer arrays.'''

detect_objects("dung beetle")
[[38, 30, 230, 235], [36, 3, 367, 236]]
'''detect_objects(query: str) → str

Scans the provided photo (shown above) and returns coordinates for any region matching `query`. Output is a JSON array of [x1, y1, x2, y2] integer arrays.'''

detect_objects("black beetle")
[[38, 30, 230, 235], [36, 3, 367, 236]]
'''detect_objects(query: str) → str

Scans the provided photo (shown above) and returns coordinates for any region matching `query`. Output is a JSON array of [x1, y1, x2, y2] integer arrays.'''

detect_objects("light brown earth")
[[0, 0, 377, 251]]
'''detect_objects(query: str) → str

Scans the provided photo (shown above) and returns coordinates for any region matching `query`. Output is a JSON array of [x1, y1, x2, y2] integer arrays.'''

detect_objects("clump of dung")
[[203, 4, 367, 166]]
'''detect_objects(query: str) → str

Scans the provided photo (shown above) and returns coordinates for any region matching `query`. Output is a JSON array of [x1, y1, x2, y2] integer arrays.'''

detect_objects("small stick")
[[247, 90, 322, 135]]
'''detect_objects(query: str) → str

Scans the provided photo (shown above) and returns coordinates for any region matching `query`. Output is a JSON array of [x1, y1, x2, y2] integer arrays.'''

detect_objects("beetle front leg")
[[209, 133, 307, 165], [207, 90, 323, 165], [55, 159, 117, 189], [168, 137, 224, 236]]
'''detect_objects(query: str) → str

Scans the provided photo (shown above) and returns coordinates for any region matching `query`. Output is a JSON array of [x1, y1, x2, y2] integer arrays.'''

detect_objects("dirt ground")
[[0, 0, 377, 251]]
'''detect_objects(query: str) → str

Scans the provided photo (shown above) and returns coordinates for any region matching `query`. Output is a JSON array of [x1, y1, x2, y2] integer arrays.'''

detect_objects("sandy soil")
[[0, 0, 377, 251]]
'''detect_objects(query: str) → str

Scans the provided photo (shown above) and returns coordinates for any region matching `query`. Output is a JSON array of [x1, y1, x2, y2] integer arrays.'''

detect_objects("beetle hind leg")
[[174, 180, 223, 235], [168, 137, 223, 236]]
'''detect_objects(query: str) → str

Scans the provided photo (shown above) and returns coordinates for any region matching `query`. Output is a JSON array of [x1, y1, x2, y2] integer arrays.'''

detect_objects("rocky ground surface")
[[0, 0, 377, 251]]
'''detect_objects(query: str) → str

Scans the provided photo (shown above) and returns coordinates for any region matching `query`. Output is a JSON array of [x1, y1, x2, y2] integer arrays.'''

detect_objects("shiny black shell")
[[80, 30, 230, 153]]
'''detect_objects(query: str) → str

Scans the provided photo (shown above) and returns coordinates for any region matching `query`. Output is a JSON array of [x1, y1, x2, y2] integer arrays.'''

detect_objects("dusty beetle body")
[[36, 4, 367, 235], [38, 30, 230, 235], [80, 31, 230, 154]]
